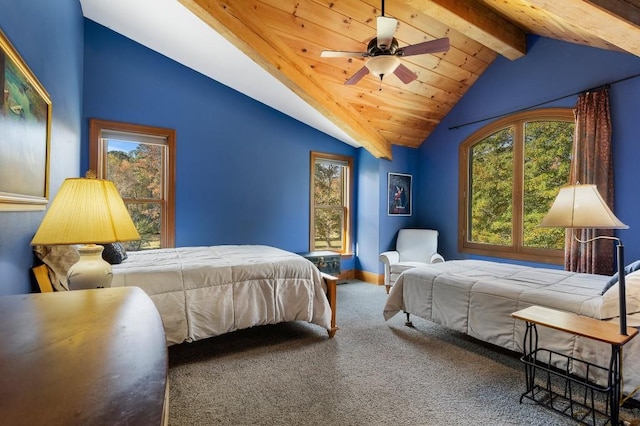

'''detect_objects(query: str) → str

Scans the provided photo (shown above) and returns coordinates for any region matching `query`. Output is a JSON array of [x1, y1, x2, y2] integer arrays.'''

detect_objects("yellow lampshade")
[[31, 177, 140, 245], [540, 184, 628, 229]]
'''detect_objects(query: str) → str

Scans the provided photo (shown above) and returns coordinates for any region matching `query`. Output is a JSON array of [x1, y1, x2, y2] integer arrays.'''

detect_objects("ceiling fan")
[[320, 0, 450, 86]]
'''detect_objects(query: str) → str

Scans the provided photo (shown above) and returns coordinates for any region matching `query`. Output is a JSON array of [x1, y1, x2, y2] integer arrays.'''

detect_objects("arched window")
[[458, 108, 574, 264]]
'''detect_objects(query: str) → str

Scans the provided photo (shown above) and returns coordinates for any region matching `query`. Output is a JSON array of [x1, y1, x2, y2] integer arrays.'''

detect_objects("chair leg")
[[385, 285, 390, 294]]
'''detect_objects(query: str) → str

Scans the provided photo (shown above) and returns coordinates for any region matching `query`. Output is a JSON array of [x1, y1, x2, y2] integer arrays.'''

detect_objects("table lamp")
[[540, 183, 629, 335], [31, 173, 140, 290]]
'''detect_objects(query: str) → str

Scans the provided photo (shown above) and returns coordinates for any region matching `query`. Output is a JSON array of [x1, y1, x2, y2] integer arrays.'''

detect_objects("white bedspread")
[[383, 260, 640, 396], [112, 245, 332, 345]]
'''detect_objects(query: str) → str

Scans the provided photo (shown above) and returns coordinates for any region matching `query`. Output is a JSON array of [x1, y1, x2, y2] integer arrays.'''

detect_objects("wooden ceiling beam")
[[523, 0, 640, 56], [398, 0, 527, 60], [179, 0, 393, 159]]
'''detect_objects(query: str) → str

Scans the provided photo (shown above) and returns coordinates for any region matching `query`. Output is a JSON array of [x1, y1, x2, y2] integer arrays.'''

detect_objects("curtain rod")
[[448, 72, 640, 131]]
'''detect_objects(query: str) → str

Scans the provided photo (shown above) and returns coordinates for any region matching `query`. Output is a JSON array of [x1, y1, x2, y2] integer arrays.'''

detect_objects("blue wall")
[[83, 20, 358, 256], [355, 149, 379, 274], [417, 36, 640, 267], [0, 0, 83, 295], [378, 145, 420, 247], [356, 143, 420, 276]]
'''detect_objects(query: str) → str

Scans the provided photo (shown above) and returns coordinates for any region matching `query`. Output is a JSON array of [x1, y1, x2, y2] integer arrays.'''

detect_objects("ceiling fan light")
[[366, 56, 400, 79]]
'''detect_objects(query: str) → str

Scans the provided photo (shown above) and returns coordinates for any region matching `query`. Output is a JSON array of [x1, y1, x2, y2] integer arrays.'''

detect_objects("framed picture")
[[388, 172, 412, 216], [0, 29, 51, 211]]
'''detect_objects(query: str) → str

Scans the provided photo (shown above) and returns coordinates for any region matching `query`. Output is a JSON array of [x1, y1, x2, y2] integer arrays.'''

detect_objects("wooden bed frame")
[[321, 272, 339, 337]]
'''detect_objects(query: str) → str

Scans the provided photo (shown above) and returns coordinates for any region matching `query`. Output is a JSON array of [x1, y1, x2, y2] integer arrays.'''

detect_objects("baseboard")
[[335, 269, 384, 286], [355, 270, 384, 286]]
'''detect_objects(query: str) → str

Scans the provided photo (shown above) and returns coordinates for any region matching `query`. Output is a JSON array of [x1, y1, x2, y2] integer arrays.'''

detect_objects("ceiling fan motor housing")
[[367, 37, 399, 56]]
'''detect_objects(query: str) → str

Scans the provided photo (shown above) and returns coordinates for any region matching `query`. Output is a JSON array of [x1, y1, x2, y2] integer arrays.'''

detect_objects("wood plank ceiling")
[[179, 0, 640, 159]]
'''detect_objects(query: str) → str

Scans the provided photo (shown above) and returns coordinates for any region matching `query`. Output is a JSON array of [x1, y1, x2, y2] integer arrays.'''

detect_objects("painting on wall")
[[388, 172, 412, 216], [0, 29, 51, 211]]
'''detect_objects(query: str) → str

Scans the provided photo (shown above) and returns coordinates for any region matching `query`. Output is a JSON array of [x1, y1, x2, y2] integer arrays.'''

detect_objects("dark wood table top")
[[0, 286, 167, 425]]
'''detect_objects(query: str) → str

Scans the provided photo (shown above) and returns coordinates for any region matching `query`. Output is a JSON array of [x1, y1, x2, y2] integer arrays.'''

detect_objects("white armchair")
[[379, 229, 444, 293]]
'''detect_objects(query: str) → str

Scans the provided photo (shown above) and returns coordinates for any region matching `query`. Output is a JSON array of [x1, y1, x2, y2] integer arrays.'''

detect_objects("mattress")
[[111, 245, 332, 345]]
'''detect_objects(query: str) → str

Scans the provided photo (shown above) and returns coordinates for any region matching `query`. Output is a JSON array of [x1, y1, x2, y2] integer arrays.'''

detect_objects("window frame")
[[89, 118, 176, 248], [309, 151, 353, 254], [458, 108, 574, 264]]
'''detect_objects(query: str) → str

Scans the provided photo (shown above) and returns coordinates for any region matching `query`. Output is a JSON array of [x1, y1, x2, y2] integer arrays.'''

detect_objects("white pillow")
[[33, 245, 79, 291], [599, 269, 640, 320]]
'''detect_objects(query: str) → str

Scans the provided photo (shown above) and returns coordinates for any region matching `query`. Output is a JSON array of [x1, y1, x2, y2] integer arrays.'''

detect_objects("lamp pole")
[[618, 242, 627, 335]]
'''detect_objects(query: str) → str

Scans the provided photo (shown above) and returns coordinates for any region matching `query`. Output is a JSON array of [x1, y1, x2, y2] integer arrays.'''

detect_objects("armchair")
[[379, 229, 444, 293]]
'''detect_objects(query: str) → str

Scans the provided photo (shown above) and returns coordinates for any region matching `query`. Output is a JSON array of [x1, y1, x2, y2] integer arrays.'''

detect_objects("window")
[[310, 152, 352, 254], [458, 108, 574, 264], [89, 119, 176, 250]]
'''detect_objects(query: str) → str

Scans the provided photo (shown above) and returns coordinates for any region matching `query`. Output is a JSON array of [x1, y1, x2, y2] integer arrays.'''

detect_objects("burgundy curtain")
[[565, 87, 615, 275]]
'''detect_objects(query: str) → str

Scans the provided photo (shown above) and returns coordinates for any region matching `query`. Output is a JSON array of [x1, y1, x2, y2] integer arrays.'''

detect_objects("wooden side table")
[[512, 306, 637, 425], [0, 287, 168, 425]]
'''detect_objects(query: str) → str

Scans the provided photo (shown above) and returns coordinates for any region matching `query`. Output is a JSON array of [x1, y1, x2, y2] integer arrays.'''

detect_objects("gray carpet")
[[167, 281, 640, 425]]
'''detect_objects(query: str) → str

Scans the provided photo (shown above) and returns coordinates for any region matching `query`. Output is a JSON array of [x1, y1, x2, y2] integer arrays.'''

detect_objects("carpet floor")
[[167, 280, 640, 425]]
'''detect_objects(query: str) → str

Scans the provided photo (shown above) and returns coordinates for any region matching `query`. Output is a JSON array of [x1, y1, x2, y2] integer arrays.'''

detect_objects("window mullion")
[[513, 122, 525, 250]]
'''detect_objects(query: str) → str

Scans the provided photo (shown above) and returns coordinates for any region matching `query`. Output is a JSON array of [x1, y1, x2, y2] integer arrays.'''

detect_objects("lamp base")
[[67, 244, 113, 290]]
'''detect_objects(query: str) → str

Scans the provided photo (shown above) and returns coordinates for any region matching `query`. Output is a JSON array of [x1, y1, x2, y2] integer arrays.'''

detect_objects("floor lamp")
[[541, 184, 629, 335]]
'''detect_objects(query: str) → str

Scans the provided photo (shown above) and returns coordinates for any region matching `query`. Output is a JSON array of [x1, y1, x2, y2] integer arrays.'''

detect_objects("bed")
[[35, 244, 338, 345], [383, 259, 640, 398]]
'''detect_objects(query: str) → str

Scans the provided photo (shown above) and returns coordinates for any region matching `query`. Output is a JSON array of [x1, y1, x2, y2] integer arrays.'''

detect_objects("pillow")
[[33, 245, 79, 291], [101, 242, 128, 264], [599, 269, 640, 319], [601, 259, 640, 294]]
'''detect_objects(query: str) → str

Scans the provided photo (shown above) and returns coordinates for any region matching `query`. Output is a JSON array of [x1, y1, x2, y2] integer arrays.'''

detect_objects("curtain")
[[565, 87, 615, 275]]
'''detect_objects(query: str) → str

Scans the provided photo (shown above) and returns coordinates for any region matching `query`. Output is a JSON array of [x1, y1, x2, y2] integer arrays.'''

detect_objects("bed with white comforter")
[[111, 245, 335, 345], [383, 259, 640, 397]]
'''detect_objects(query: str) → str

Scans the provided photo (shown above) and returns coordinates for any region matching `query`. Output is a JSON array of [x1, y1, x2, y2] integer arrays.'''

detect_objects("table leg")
[[609, 345, 621, 425], [520, 321, 538, 402]]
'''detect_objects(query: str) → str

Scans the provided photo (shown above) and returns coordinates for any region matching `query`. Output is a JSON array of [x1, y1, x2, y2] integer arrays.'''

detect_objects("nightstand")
[[512, 305, 637, 425]]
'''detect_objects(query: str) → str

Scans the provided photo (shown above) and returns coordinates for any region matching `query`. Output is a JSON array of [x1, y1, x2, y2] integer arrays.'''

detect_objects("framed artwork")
[[388, 172, 412, 216], [0, 29, 52, 211]]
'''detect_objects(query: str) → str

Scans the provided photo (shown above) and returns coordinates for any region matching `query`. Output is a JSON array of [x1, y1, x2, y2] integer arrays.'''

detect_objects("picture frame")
[[0, 29, 51, 211], [388, 172, 412, 216]]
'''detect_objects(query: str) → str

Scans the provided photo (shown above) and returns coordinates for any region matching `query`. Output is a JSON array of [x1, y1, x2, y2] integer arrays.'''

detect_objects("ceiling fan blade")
[[344, 66, 370, 85], [321, 50, 368, 58], [393, 63, 418, 84], [399, 37, 450, 57], [376, 16, 397, 50]]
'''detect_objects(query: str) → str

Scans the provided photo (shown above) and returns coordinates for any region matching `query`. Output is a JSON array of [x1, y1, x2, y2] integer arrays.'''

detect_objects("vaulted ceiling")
[[83, 0, 640, 159]]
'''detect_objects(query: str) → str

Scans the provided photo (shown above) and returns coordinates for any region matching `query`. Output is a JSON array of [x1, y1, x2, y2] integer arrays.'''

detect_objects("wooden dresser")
[[0, 286, 168, 425]]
